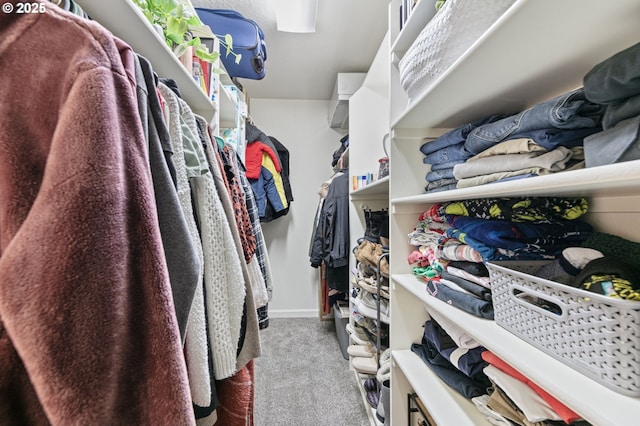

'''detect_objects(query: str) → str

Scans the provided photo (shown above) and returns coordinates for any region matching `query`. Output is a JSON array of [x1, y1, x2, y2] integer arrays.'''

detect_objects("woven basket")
[[488, 261, 640, 396], [398, 0, 515, 102]]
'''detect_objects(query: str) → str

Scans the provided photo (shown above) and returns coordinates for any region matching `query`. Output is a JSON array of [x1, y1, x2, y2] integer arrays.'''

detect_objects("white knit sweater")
[[159, 84, 245, 380], [157, 86, 210, 406]]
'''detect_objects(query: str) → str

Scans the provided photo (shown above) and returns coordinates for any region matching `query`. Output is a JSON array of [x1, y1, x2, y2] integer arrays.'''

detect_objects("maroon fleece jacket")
[[0, 2, 194, 424]]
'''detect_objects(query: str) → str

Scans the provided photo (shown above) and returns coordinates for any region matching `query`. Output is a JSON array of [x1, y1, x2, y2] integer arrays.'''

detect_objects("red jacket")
[[245, 141, 282, 179]]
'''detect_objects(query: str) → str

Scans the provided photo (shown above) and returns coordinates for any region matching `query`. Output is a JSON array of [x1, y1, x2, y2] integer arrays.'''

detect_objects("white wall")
[[249, 98, 346, 318]]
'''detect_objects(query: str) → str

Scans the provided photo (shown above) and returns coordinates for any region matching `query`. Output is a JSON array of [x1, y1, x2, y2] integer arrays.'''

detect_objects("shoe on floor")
[[352, 356, 377, 375]]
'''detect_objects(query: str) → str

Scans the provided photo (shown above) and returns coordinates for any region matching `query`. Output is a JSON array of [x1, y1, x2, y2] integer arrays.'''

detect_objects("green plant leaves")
[[195, 47, 220, 62], [132, 0, 238, 74]]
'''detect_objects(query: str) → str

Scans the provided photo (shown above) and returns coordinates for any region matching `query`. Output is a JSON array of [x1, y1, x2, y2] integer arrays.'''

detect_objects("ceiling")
[[191, 0, 390, 100]]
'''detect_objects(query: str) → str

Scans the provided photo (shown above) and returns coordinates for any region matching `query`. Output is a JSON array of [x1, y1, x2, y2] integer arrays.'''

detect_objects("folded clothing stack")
[[420, 87, 605, 193], [411, 316, 490, 399], [408, 197, 597, 319]]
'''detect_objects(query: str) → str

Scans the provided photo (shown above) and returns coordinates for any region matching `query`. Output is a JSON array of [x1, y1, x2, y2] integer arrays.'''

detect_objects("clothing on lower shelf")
[[482, 351, 582, 424], [411, 318, 490, 399], [407, 198, 600, 320]]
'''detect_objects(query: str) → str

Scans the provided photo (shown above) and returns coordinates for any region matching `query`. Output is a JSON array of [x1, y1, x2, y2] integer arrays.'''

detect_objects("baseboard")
[[269, 309, 319, 318]]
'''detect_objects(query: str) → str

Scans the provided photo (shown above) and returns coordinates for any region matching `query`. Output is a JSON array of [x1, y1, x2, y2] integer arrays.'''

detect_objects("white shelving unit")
[[351, 176, 390, 200], [392, 274, 640, 425], [393, 350, 491, 426], [76, 0, 214, 120], [380, 0, 640, 425], [347, 32, 391, 426], [76, 0, 244, 129]]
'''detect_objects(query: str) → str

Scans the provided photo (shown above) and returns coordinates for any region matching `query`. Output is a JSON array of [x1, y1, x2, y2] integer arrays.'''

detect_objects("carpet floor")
[[254, 317, 371, 426]]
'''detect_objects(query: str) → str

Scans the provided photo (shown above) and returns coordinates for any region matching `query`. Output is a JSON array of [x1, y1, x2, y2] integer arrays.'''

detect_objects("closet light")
[[275, 0, 318, 33]]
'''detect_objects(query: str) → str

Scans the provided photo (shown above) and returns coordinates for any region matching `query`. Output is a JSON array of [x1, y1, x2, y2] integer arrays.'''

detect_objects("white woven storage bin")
[[488, 261, 640, 397], [398, 0, 515, 102]]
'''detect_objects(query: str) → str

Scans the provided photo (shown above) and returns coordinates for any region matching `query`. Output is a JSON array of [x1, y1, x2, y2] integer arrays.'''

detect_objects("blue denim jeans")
[[426, 179, 457, 194], [420, 115, 508, 155], [425, 279, 494, 320], [464, 88, 605, 155], [426, 167, 455, 182], [424, 158, 465, 170], [424, 183, 457, 194], [423, 142, 473, 164], [508, 127, 601, 150]]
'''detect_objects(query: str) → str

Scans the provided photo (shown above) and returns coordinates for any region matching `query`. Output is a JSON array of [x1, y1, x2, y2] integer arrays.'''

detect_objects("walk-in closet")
[[1, 1, 639, 425]]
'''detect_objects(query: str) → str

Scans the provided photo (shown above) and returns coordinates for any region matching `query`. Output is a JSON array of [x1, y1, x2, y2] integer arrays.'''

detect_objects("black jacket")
[[310, 171, 350, 269], [262, 136, 294, 222]]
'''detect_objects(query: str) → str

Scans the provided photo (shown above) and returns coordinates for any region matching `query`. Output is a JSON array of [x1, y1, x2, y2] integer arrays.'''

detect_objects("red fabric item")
[[215, 360, 255, 426], [244, 141, 281, 179], [322, 264, 331, 315], [482, 351, 581, 424]]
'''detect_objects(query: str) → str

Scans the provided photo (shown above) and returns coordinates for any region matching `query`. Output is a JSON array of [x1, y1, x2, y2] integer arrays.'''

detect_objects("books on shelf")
[[400, 0, 421, 29]]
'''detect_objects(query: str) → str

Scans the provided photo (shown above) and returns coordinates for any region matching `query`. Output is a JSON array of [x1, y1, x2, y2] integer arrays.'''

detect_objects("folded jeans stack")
[[419, 87, 605, 193]]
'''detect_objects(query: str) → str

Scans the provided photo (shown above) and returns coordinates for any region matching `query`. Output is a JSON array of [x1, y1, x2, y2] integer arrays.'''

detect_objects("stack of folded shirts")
[[411, 314, 490, 399], [479, 351, 583, 425], [408, 197, 595, 318], [442, 197, 593, 261]]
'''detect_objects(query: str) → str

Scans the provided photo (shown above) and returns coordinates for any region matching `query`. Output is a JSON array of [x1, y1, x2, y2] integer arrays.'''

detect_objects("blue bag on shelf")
[[195, 8, 267, 80]]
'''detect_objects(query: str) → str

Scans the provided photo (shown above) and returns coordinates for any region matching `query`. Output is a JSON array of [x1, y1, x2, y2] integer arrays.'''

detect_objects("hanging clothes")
[[217, 142, 274, 329], [134, 54, 201, 343], [263, 136, 294, 221], [245, 121, 291, 221], [245, 140, 288, 218], [0, 4, 193, 424], [310, 170, 351, 293], [136, 57, 216, 420], [160, 83, 247, 381], [197, 118, 262, 374]]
